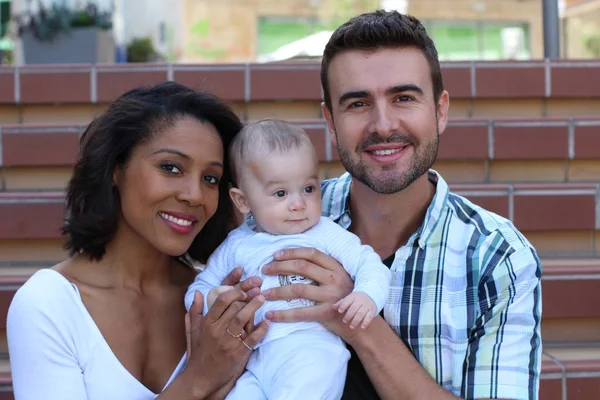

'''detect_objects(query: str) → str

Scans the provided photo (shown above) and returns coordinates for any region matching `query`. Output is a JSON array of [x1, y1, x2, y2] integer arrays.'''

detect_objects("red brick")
[[543, 278, 600, 318], [2, 130, 79, 167], [0, 68, 15, 103], [96, 65, 168, 103], [513, 194, 596, 231], [539, 379, 563, 400], [174, 66, 245, 101], [476, 66, 546, 98], [551, 66, 600, 97], [250, 64, 321, 101], [494, 125, 568, 160], [303, 126, 327, 162], [19, 67, 90, 104], [439, 122, 488, 160], [462, 195, 509, 219], [574, 125, 600, 159], [566, 377, 600, 399], [440, 65, 472, 98], [0, 202, 65, 239]]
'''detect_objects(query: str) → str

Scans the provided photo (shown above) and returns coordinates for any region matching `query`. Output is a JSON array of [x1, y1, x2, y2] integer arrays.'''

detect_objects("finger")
[[227, 295, 265, 335], [241, 319, 270, 351], [336, 296, 354, 314], [348, 305, 367, 329], [221, 267, 243, 286], [273, 248, 343, 273], [343, 300, 362, 324], [361, 309, 374, 329], [234, 276, 262, 295], [262, 260, 332, 286], [185, 312, 191, 358], [266, 303, 334, 323], [204, 288, 247, 323], [262, 283, 338, 303]]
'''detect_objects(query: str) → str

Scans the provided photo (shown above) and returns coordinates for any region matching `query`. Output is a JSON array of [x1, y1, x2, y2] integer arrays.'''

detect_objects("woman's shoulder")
[[9, 266, 81, 319]]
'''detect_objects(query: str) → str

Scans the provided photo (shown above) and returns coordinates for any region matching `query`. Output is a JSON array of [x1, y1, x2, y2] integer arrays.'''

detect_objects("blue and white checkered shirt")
[[321, 170, 542, 400]]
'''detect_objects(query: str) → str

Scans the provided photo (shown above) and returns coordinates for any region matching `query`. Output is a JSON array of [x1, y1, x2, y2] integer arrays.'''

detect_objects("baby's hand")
[[333, 291, 377, 329], [207, 285, 235, 309]]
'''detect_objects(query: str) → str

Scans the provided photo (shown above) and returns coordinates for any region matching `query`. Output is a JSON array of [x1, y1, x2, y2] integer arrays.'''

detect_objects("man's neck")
[[348, 172, 436, 259]]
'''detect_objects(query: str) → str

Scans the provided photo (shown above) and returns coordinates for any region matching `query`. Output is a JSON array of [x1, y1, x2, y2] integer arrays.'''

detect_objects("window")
[[257, 16, 327, 57], [425, 20, 531, 61], [0, 0, 10, 38]]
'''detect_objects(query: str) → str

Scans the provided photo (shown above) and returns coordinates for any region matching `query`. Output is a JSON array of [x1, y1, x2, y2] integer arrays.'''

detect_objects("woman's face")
[[114, 117, 224, 257]]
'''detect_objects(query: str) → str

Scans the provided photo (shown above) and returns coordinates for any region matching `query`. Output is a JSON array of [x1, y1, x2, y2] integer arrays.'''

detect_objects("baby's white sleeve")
[[185, 238, 236, 314], [320, 220, 391, 312], [7, 282, 88, 400]]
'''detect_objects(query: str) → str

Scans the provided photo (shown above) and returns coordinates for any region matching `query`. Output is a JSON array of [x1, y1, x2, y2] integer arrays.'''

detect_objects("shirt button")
[[341, 214, 350, 224]]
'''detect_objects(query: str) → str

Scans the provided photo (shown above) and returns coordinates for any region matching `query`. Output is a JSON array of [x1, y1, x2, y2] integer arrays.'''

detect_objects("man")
[[261, 10, 542, 400]]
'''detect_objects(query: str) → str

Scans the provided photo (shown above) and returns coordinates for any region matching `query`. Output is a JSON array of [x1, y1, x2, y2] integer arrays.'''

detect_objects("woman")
[[7, 81, 269, 399]]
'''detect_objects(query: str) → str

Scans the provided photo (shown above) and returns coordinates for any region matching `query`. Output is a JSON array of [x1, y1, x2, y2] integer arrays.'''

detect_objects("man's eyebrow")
[[338, 90, 370, 106], [338, 84, 424, 106], [386, 84, 424, 96]]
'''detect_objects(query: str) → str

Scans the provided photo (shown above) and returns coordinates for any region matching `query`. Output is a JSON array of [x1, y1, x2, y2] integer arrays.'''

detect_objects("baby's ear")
[[229, 188, 251, 215]]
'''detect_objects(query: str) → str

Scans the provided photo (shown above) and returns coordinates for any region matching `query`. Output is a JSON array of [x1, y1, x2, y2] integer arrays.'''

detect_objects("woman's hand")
[[260, 248, 355, 336], [221, 267, 261, 299], [183, 289, 269, 398]]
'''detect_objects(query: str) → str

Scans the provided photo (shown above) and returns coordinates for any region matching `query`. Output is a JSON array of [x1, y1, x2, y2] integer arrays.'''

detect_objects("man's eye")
[[274, 190, 286, 198], [396, 95, 413, 102], [349, 101, 366, 108]]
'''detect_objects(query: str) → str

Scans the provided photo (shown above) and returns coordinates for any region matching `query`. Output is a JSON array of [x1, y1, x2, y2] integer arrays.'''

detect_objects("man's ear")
[[436, 90, 450, 136], [321, 102, 337, 148], [229, 188, 251, 215]]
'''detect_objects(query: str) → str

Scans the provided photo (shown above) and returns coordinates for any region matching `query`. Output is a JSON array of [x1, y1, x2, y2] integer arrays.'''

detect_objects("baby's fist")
[[333, 291, 377, 329]]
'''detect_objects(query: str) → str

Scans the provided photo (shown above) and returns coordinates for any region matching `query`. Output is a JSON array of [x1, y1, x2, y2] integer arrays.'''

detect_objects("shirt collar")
[[324, 170, 450, 249]]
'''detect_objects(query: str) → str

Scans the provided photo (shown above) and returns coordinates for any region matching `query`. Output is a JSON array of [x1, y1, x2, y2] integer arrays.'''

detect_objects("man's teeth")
[[159, 212, 193, 226], [372, 148, 403, 156]]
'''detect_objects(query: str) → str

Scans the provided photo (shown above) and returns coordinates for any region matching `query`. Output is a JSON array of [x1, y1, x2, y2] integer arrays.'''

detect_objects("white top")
[[7, 269, 186, 400], [185, 216, 391, 345]]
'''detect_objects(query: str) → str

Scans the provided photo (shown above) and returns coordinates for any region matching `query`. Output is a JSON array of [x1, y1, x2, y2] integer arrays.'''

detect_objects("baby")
[[185, 119, 391, 400]]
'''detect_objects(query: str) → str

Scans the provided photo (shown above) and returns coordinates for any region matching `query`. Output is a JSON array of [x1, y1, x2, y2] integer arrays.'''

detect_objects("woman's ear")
[[112, 165, 121, 188], [229, 188, 251, 215]]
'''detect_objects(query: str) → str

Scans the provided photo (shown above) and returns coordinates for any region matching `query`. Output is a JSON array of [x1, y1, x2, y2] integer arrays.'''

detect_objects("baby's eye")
[[274, 190, 287, 198], [304, 185, 314, 193]]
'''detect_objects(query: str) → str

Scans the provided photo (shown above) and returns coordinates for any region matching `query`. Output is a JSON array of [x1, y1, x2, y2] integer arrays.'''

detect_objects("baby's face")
[[241, 147, 322, 235]]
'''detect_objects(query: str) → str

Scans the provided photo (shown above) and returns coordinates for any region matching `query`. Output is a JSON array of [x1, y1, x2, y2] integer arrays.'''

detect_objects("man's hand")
[[260, 247, 354, 325], [334, 291, 377, 329]]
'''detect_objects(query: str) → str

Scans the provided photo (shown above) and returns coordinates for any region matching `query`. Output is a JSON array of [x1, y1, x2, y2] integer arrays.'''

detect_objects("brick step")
[[541, 345, 600, 400], [1, 61, 600, 106], [1, 188, 598, 258], [1, 117, 600, 167]]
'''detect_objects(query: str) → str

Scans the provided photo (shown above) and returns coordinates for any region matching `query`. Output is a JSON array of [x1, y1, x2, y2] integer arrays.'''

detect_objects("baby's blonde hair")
[[229, 119, 316, 186]]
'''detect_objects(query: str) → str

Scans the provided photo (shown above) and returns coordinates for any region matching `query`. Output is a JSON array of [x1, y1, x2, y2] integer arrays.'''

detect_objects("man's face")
[[322, 47, 449, 194]]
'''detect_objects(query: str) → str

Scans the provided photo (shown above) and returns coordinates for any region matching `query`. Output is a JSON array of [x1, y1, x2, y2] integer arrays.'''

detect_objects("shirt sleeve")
[[320, 219, 391, 312], [7, 278, 88, 400], [185, 236, 236, 314], [462, 244, 542, 400]]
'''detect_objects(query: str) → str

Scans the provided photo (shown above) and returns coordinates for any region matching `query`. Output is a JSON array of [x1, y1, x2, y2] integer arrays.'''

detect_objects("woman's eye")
[[204, 175, 220, 185], [304, 185, 314, 193], [274, 190, 286, 198], [161, 163, 181, 174]]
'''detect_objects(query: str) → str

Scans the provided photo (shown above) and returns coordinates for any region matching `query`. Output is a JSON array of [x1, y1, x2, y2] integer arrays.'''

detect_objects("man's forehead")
[[328, 47, 431, 92]]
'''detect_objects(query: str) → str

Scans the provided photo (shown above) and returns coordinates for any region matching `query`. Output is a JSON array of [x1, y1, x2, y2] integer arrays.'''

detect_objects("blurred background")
[[0, 0, 598, 65]]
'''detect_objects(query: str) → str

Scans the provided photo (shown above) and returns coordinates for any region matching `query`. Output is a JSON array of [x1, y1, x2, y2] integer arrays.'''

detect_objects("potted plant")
[[12, 0, 115, 64]]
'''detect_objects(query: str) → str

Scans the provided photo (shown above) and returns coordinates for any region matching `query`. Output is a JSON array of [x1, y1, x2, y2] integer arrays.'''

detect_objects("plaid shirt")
[[321, 170, 542, 400]]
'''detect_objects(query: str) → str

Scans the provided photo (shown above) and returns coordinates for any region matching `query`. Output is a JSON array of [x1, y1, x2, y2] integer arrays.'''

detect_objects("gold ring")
[[226, 327, 242, 338], [241, 340, 253, 351]]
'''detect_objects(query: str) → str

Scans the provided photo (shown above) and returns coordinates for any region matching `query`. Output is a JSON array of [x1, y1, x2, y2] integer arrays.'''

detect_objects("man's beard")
[[335, 128, 439, 195]]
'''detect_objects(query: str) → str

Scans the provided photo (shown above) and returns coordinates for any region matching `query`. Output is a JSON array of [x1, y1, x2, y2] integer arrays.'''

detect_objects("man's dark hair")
[[62, 81, 242, 263], [321, 10, 444, 110]]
